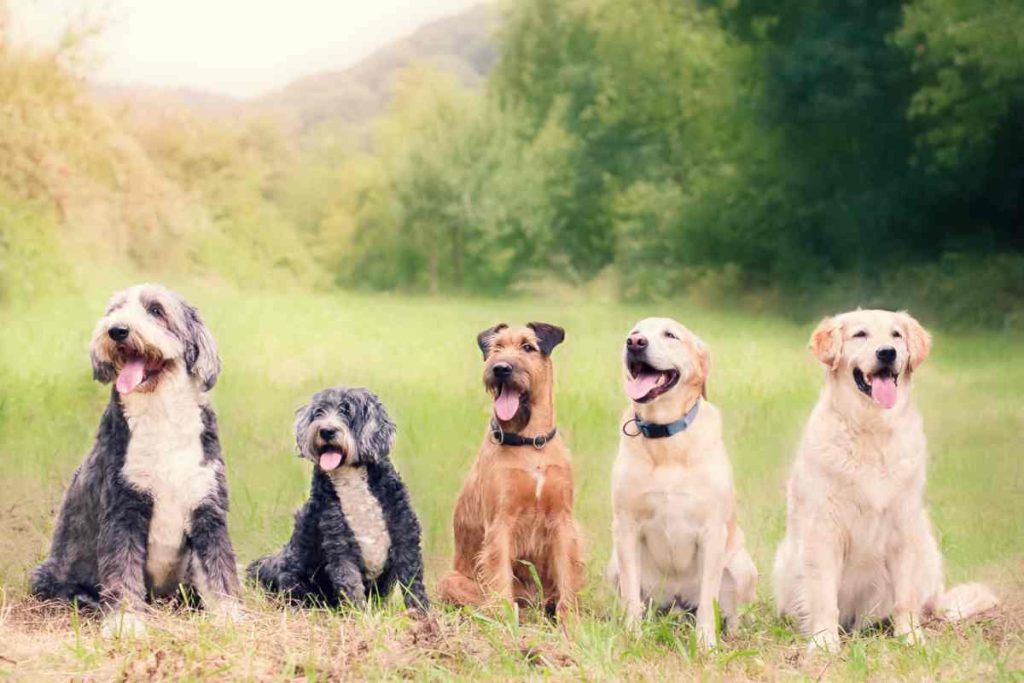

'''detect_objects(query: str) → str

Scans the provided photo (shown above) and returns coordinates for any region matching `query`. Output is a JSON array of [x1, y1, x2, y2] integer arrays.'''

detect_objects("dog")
[[607, 317, 758, 649], [437, 323, 584, 620], [247, 387, 428, 611], [31, 283, 240, 637], [773, 309, 999, 652]]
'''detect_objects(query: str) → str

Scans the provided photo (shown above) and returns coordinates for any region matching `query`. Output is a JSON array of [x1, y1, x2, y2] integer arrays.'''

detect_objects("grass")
[[0, 282, 1021, 680]]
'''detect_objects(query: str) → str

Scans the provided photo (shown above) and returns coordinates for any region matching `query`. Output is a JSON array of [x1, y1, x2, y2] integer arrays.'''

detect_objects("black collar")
[[490, 420, 557, 448], [623, 400, 701, 439]]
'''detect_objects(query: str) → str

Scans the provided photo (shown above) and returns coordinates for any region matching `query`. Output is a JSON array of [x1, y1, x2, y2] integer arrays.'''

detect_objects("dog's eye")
[[147, 303, 164, 318], [664, 331, 678, 340], [312, 408, 325, 419], [892, 330, 902, 339], [853, 330, 868, 338], [522, 343, 537, 353]]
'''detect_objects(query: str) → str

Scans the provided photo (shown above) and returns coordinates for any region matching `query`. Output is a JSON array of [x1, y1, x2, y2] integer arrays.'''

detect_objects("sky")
[[9, 0, 484, 98]]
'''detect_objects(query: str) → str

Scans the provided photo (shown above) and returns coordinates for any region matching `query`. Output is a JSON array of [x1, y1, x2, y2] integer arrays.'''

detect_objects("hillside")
[[254, 3, 495, 131]]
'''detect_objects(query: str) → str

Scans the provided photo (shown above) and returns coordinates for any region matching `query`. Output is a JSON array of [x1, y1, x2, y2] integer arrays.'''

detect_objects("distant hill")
[[255, 3, 496, 131], [91, 4, 496, 134]]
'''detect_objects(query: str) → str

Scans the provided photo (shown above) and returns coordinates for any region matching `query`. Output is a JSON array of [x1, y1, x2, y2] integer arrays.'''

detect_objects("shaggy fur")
[[607, 318, 758, 650], [247, 387, 428, 611], [773, 309, 999, 652], [31, 284, 239, 634], [437, 323, 584, 620]]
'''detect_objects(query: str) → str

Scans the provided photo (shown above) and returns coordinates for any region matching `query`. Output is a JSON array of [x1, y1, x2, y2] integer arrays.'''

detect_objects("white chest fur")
[[120, 369, 217, 591], [328, 468, 391, 579]]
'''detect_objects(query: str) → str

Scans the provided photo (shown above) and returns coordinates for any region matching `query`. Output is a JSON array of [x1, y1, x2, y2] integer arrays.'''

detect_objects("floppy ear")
[[182, 303, 221, 391], [293, 403, 311, 457], [527, 322, 565, 356], [358, 391, 396, 463], [694, 338, 711, 400], [91, 349, 116, 384], [809, 316, 843, 370], [476, 323, 508, 360], [898, 312, 931, 371]]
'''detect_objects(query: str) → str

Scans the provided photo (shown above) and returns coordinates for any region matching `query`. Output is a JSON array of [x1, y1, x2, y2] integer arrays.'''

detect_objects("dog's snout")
[[108, 325, 130, 342], [492, 362, 513, 380], [318, 427, 337, 441], [876, 346, 897, 364], [626, 334, 648, 352]]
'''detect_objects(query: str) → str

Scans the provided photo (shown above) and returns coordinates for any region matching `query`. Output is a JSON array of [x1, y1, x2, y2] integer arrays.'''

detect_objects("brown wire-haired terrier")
[[438, 322, 585, 620]]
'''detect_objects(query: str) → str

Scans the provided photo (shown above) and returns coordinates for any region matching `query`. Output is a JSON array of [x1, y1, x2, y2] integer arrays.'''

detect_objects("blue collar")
[[623, 400, 701, 439]]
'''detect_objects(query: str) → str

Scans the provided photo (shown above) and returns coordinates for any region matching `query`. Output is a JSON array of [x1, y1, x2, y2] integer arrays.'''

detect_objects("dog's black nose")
[[319, 427, 337, 441], [876, 346, 897, 364], [108, 325, 130, 342], [626, 334, 648, 352], [492, 362, 513, 379]]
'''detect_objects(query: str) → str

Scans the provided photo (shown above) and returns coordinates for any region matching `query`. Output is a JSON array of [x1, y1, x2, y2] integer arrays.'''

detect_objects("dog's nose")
[[319, 428, 337, 441], [108, 325, 130, 342], [492, 362, 513, 379], [626, 334, 648, 352], [876, 346, 897, 364]]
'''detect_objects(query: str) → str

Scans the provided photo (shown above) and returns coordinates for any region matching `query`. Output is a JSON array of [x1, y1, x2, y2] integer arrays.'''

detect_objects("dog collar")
[[490, 420, 557, 449], [623, 400, 700, 439]]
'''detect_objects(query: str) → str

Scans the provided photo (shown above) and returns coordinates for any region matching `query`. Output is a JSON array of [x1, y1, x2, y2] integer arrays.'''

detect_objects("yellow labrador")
[[773, 309, 998, 652], [608, 317, 757, 649]]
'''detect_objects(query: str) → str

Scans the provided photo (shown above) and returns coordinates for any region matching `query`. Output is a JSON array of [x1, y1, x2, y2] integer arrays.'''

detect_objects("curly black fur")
[[247, 387, 428, 611]]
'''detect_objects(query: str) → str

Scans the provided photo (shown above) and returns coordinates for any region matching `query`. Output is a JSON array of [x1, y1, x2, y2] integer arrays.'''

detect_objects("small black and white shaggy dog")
[[247, 387, 428, 611], [31, 284, 240, 636]]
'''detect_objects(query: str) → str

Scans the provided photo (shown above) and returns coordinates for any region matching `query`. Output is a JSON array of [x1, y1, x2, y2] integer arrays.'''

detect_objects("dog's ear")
[[293, 403, 311, 458], [476, 323, 508, 360], [357, 391, 396, 463], [91, 349, 116, 384], [182, 302, 221, 391], [809, 316, 843, 370], [527, 322, 565, 356], [694, 337, 711, 400], [898, 311, 931, 371]]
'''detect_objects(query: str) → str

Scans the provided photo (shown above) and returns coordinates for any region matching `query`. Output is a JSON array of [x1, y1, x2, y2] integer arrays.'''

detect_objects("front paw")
[[893, 612, 926, 646], [101, 610, 147, 639], [807, 629, 840, 654], [697, 622, 718, 651], [210, 599, 246, 625]]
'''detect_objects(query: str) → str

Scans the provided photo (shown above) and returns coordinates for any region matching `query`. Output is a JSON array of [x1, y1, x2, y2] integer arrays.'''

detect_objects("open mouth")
[[626, 361, 680, 403], [114, 352, 169, 395], [853, 367, 899, 409], [317, 445, 346, 471], [491, 384, 527, 423]]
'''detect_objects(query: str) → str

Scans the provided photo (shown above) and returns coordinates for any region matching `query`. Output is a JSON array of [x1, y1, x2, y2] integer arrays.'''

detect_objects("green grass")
[[0, 283, 1021, 680]]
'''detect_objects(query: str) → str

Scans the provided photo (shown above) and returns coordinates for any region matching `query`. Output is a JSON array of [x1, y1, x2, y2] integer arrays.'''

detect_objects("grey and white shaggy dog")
[[31, 283, 240, 635], [247, 387, 428, 611]]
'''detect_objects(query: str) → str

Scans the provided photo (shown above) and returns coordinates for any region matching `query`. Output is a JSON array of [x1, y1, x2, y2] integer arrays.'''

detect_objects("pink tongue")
[[494, 388, 521, 422], [626, 372, 661, 401], [319, 451, 343, 471], [115, 359, 146, 395], [871, 376, 898, 409]]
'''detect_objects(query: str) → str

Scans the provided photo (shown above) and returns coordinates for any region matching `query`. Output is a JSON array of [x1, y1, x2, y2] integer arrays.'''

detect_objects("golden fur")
[[607, 317, 757, 649], [774, 309, 998, 652]]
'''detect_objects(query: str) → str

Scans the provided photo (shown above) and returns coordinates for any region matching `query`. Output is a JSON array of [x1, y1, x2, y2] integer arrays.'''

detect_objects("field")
[[0, 284, 1021, 681]]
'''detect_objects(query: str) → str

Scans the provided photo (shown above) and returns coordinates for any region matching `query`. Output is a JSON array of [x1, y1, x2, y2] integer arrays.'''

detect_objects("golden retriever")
[[608, 317, 757, 648], [773, 309, 998, 652]]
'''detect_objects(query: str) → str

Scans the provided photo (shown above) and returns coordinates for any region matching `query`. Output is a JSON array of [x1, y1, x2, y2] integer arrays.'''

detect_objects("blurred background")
[[1, 0, 1021, 328]]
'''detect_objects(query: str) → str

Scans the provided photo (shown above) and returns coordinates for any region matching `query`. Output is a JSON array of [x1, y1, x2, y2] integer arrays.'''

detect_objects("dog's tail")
[[930, 583, 999, 622]]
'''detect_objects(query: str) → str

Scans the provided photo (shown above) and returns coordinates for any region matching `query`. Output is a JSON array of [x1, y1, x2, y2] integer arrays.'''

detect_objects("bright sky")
[[9, 0, 484, 98]]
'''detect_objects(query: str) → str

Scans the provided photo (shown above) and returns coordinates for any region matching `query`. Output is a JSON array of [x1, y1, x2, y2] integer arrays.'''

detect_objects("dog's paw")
[[210, 599, 246, 626], [806, 630, 840, 654], [696, 622, 718, 651], [101, 610, 147, 639]]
